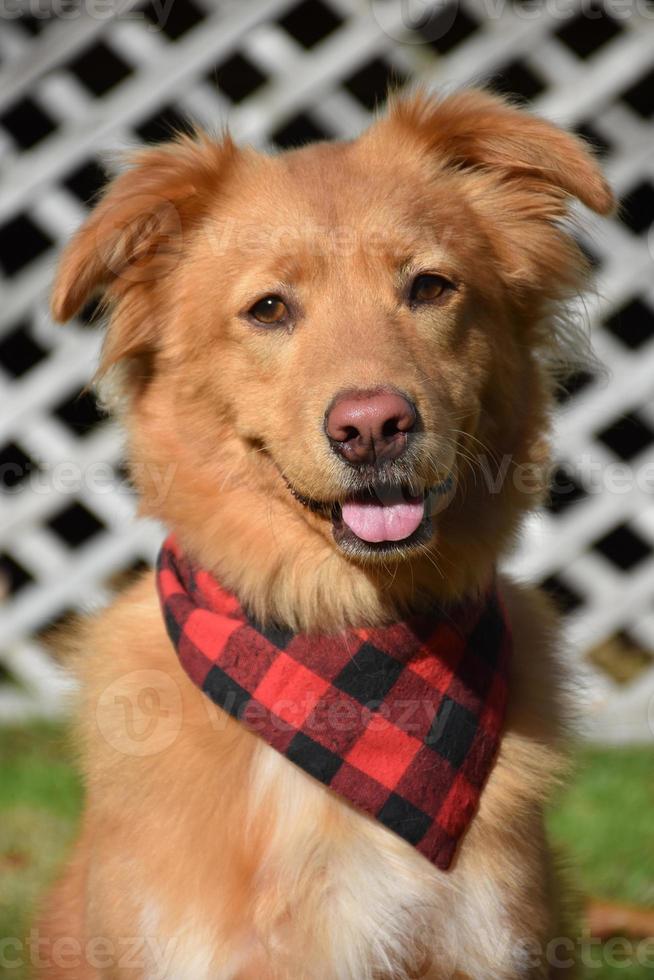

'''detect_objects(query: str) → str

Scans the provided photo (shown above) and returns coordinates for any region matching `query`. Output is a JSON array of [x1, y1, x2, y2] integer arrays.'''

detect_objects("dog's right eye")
[[248, 295, 289, 325]]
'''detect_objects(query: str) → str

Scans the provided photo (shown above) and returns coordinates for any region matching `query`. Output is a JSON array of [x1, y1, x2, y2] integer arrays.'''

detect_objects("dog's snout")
[[325, 389, 416, 465]]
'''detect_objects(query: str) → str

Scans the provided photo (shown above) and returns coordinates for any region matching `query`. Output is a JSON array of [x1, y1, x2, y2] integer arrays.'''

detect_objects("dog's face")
[[176, 140, 499, 562], [52, 91, 612, 620]]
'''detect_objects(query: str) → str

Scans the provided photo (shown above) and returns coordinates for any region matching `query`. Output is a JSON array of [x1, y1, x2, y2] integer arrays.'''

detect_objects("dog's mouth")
[[287, 477, 455, 559]]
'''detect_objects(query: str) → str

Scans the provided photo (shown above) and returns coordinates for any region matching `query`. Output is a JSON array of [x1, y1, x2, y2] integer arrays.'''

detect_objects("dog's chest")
[[185, 744, 529, 978]]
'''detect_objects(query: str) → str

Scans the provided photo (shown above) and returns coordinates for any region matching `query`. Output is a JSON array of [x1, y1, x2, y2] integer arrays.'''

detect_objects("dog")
[[38, 89, 613, 979]]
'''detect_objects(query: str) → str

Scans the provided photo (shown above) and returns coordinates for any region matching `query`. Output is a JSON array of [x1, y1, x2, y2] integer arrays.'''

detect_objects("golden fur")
[[37, 89, 613, 978]]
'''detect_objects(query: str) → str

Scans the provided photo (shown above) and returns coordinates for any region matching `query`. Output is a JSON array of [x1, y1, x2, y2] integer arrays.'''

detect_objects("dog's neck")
[[171, 519, 499, 634]]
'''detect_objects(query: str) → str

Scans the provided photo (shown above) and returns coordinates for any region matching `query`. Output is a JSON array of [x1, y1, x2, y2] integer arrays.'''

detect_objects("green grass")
[[0, 725, 82, 978], [547, 746, 654, 980], [0, 728, 653, 978], [548, 747, 654, 909]]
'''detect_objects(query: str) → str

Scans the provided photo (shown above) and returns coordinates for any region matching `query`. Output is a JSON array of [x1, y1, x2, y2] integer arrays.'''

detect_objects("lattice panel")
[[1, 0, 653, 736]]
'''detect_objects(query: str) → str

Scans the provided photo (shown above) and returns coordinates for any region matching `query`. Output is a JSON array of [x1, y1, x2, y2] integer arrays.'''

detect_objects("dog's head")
[[52, 90, 613, 627]]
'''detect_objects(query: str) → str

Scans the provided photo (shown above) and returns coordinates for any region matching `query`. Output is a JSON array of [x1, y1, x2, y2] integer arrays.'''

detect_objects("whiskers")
[[426, 425, 507, 495]]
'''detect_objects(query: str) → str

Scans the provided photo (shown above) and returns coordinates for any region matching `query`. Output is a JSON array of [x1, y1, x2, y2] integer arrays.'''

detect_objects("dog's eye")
[[409, 274, 453, 304], [249, 295, 288, 325]]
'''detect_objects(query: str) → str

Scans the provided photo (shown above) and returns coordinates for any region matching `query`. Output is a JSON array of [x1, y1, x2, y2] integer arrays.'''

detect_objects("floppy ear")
[[378, 89, 615, 308], [51, 133, 235, 324], [385, 88, 614, 217]]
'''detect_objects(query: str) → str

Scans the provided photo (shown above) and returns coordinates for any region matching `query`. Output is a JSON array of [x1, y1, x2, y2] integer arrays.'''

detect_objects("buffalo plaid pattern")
[[156, 535, 512, 870]]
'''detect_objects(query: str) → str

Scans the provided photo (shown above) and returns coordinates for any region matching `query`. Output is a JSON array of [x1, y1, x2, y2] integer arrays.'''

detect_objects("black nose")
[[325, 389, 417, 465]]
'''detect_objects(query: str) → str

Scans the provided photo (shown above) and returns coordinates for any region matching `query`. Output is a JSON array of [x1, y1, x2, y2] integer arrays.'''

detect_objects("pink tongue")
[[341, 496, 424, 543]]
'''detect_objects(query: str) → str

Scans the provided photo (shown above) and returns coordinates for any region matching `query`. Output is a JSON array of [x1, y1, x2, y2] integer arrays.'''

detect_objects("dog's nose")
[[325, 389, 417, 465]]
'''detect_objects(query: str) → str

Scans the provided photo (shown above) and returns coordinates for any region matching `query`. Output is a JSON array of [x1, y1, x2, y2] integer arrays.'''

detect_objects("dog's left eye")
[[409, 274, 453, 304], [249, 295, 289, 325]]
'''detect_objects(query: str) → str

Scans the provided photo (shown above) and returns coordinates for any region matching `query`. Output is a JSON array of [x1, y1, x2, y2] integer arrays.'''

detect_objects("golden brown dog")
[[38, 89, 613, 979]]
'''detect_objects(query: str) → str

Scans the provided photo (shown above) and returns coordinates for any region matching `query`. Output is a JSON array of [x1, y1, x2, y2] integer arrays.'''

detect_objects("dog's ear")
[[51, 133, 235, 324], [385, 88, 614, 216]]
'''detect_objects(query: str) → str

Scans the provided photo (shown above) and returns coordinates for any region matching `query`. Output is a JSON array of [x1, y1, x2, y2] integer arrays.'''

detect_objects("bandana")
[[156, 535, 511, 870]]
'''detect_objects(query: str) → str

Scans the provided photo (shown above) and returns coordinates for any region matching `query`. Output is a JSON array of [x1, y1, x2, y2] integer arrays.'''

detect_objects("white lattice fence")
[[1, 0, 653, 736]]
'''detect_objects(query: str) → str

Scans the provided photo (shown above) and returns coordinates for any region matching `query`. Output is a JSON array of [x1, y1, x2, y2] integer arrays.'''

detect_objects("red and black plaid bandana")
[[156, 535, 511, 870]]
